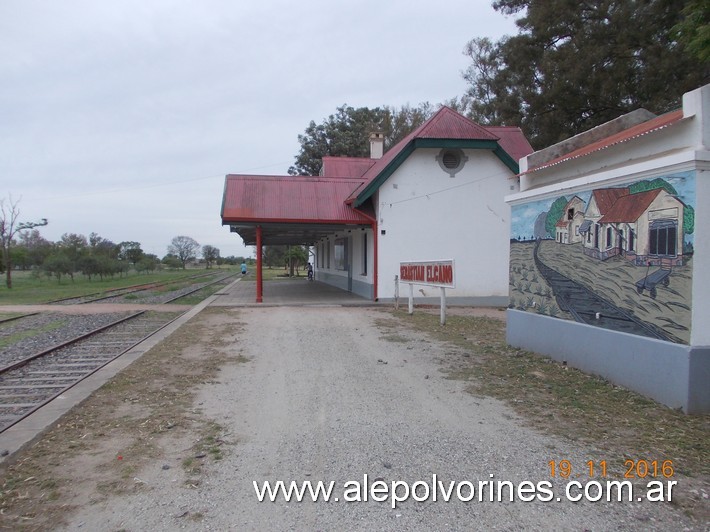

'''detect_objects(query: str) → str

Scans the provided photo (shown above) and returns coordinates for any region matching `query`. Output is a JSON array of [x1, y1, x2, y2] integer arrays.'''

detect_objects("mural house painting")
[[510, 174, 694, 343], [506, 84, 709, 413]]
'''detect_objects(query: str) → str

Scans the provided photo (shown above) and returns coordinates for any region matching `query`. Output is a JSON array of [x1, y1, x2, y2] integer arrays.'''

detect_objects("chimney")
[[369, 132, 384, 159]]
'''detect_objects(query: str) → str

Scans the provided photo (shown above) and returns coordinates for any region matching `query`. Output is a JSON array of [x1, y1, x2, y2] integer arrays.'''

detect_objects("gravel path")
[[63, 306, 691, 530]]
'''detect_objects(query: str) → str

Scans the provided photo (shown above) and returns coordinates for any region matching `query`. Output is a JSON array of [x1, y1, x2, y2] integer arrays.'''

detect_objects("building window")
[[629, 230, 635, 252], [567, 208, 574, 220], [362, 233, 367, 276], [326, 241, 330, 269], [334, 237, 347, 270], [649, 220, 677, 256], [436, 148, 468, 177], [606, 227, 612, 249]]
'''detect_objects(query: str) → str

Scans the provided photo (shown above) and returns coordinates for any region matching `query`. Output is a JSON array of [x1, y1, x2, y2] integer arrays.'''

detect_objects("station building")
[[505, 84, 710, 413], [221, 107, 532, 304]]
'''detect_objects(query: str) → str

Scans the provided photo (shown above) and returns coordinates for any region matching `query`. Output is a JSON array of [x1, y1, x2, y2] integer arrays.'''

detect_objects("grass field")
[[0, 267, 236, 306], [239, 266, 307, 282]]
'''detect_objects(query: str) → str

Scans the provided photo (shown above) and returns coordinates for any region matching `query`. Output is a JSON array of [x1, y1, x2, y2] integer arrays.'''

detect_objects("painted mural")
[[509, 172, 695, 344]]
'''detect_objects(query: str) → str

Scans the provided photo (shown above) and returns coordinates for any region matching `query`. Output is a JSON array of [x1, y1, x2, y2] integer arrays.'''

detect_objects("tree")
[[545, 196, 568, 239], [136, 254, 159, 273], [202, 245, 220, 269], [462, 0, 709, 149], [89, 233, 119, 259], [167, 236, 200, 269], [285, 245, 308, 276], [162, 254, 182, 269], [58, 233, 88, 273], [262, 246, 287, 268], [0, 196, 48, 288], [43, 253, 73, 283], [672, 0, 710, 63], [289, 103, 434, 176], [18, 229, 53, 268], [118, 241, 143, 266]]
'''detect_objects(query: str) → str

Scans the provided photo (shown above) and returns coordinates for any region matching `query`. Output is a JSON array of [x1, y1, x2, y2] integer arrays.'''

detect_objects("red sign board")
[[399, 260, 455, 288]]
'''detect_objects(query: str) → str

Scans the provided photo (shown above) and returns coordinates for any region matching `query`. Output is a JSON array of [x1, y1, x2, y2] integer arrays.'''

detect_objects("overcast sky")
[[1, 1, 519, 258]]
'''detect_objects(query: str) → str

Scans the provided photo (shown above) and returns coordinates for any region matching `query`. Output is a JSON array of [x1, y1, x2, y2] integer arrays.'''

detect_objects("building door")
[[347, 236, 353, 292]]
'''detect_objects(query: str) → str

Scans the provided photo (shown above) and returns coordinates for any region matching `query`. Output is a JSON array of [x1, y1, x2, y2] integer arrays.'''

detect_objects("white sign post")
[[398, 260, 455, 325]]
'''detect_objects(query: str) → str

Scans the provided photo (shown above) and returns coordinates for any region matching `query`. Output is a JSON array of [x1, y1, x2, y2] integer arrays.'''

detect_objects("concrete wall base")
[[506, 310, 710, 414], [317, 272, 373, 300], [379, 295, 508, 307]]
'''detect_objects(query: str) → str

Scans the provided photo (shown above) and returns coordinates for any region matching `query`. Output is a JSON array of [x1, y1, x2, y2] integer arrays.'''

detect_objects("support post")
[[394, 275, 399, 310], [256, 225, 263, 303], [408, 283, 414, 315], [440, 286, 446, 326]]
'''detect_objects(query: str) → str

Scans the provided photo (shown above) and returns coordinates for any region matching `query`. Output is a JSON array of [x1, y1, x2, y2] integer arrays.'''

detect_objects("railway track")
[[47, 271, 218, 305], [0, 312, 39, 325], [0, 311, 181, 434], [0, 270, 238, 433]]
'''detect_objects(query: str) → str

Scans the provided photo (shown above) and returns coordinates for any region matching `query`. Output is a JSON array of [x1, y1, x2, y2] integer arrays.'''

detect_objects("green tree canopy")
[[118, 241, 144, 265], [545, 196, 568, 239], [462, 0, 709, 149], [672, 0, 710, 63], [289, 103, 435, 176]]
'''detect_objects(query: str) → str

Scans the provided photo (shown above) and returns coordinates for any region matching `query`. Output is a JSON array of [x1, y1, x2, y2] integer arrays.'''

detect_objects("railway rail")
[[0, 311, 181, 434], [0, 270, 239, 434], [46, 271, 219, 305]]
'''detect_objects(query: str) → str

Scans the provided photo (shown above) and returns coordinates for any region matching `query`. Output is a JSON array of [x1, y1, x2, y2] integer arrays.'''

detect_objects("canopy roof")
[[221, 175, 372, 245]]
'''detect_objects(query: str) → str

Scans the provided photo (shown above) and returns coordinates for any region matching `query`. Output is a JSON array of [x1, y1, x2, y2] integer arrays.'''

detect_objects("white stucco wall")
[[314, 227, 374, 297], [375, 147, 519, 301], [691, 168, 710, 345]]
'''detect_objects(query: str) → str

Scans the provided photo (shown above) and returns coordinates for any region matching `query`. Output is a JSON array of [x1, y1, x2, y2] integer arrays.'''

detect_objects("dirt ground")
[[0, 305, 705, 530]]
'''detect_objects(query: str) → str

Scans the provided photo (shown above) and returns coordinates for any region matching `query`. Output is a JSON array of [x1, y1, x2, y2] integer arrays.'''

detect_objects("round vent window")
[[442, 151, 460, 169], [436, 148, 468, 177]]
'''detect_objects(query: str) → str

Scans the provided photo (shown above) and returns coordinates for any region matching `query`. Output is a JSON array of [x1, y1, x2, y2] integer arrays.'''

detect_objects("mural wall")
[[509, 172, 695, 344]]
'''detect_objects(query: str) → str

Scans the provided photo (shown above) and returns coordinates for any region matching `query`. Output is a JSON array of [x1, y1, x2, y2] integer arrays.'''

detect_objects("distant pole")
[[256, 226, 263, 303]]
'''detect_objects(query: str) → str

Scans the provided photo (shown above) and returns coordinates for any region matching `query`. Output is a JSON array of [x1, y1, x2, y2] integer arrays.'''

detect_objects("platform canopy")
[[221, 175, 374, 245]]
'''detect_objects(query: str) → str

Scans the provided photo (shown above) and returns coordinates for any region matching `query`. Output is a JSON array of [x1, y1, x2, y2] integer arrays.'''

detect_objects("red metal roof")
[[321, 156, 376, 178], [346, 107, 532, 202], [599, 189, 663, 224], [521, 110, 685, 175], [591, 188, 630, 215], [485, 126, 534, 163], [416, 107, 499, 140], [221, 175, 370, 224]]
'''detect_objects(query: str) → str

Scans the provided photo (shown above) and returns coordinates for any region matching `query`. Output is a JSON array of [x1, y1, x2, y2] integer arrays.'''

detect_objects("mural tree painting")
[[544, 196, 568, 239], [629, 177, 678, 196]]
